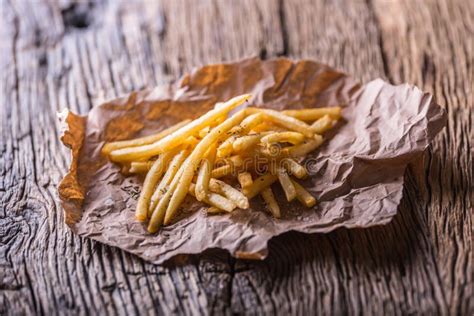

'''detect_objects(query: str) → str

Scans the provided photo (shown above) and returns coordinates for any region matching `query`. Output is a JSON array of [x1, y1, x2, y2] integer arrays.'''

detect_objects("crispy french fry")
[[233, 134, 262, 152], [238, 113, 264, 134], [250, 122, 286, 133], [247, 108, 314, 137], [282, 107, 342, 121], [284, 134, 324, 157], [242, 173, 278, 198], [102, 119, 191, 155], [261, 131, 305, 145], [237, 172, 253, 189], [281, 158, 307, 179], [164, 109, 248, 225], [261, 187, 281, 218], [275, 168, 296, 201], [195, 145, 217, 201], [184, 135, 200, 147], [217, 135, 237, 158], [129, 161, 153, 174], [198, 126, 210, 138], [189, 183, 236, 212], [110, 94, 250, 162], [135, 152, 174, 221], [209, 179, 249, 209], [149, 150, 189, 213], [211, 165, 233, 178], [207, 206, 225, 214], [291, 179, 317, 207], [311, 115, 334, 134], [147, 160, 187, 233]]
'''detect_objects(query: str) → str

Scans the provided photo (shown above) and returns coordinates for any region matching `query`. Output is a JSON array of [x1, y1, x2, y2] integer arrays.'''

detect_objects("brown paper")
[[58, 57, 446, 264]]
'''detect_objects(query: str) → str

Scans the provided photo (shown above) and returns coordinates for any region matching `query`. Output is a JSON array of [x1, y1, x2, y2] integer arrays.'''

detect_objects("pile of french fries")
[[102, 94, 341, 233]]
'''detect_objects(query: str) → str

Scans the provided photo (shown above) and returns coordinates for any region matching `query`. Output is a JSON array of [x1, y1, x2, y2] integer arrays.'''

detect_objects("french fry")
[[284, 134, 324, 157], [282, 107, 342, 121], [135, 151, 174, 221], [242, 173, 278, 199], [291, 179, 317, 207], [102, 119, 191, 155], [109, 94, 250, 162], [261, 131, 305, 145], [184, 135, 200, 147], [311, 115, 334, 134], [129, 161, 153, 174], [195, 145, 217, 201], [217, 135, 237, 158], [189, 183, 236, 212], [237, 172, 253, 189], [147, 160, 187, 233], [233, 134, 262, 152], [275, 168, 296, 201], [149, 150, 189, 213], [209, 179, 249, 209], [238, 113, 264, 134], [164, 109, 248, 225], [261, 187, 281, 218], [250, 122, 286, 133], [247, 108, 314, 137], [207, 206, 225, 214], [211, 165, 233, 178], [198, 126, 210, 138], [281, 158, 307, 179]]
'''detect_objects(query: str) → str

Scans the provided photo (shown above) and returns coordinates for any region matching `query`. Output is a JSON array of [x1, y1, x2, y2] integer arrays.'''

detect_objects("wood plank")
[[372, 1, 473, 314]]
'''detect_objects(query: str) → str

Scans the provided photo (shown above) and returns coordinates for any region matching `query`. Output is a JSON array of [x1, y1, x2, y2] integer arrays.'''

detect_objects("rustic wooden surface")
[[1, 0, 472, 314]]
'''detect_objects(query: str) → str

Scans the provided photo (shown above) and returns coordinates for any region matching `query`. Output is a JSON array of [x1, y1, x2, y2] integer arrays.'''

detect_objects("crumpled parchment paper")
[[58, 57, 446, 263]]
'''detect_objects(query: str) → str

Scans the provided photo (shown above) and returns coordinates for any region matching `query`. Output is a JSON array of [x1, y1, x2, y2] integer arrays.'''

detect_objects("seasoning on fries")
[[102, 94, 342, 232]]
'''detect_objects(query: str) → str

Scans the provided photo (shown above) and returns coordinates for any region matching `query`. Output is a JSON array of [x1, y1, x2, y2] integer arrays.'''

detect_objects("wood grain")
[[0, 0, 471, 314]]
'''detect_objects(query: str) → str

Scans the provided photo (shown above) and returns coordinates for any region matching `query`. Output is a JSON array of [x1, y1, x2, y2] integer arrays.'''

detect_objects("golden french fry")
[[233, 134, 262, 152], [147, 160, 187, 233], [242, 173, 278, 199], [209, 179, 249, 209], [129, 161, 153, 174], [135, 151, 175, 221], [238, 113, 264, 134], [284, 134, 324, 157], [291, 179, 317, 207], [184, 135, 199, 147], [275, 168, 296, 201], [189, 183, 236, 212], [198, 126, 210, 138], [281, 158, 307, 179], [237, 172, 253, 189], [164, 109, 248, 225], [207, 206, 225, 214], [282, 107, 342, 121], [110, 94, 250, 162], [217, 135, 237, 158], [195, 145, 217, 201], [261, 131, 305, 145], [102, 119, 191, 155], [149, 150, 189, 213], [250, 122, 287, 133], [261, 187, 281, 218], [247, 108, 314, 137], [211, 165, 233, 178], [311, 115, 334, 134]]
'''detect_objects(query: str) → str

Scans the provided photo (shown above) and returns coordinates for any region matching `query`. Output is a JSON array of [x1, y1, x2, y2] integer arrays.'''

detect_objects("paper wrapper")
[[58, 57, 446, 264]]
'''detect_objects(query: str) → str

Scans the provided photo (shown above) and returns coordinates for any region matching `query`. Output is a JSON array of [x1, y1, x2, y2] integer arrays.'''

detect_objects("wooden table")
[[1, 0, 472, 314]]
